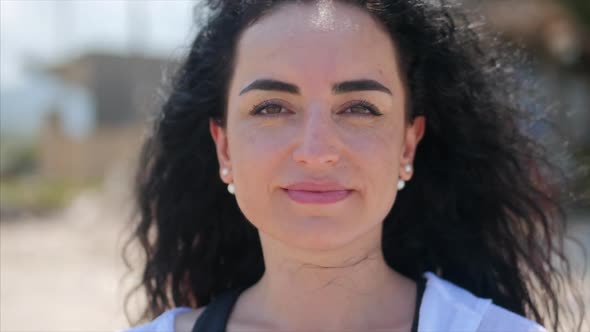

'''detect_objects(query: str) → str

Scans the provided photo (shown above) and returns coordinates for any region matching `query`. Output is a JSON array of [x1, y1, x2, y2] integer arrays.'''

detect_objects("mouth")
[[282, 188, 352, 204]]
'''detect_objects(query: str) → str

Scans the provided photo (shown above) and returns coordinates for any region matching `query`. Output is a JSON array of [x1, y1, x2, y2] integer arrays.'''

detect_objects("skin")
[[179, 2, 425, 331]]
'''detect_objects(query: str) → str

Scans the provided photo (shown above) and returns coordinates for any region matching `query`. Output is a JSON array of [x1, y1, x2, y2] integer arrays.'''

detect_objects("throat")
[[229, 261, 419, 331]]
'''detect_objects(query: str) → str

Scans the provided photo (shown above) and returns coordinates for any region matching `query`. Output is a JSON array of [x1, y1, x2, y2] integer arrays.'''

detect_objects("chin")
[[275, 216, 368, 251]]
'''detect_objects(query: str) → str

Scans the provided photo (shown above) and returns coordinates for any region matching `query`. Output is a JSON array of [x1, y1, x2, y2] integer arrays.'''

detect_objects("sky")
[[0, 0, 200, 137], [0, 0, 198, 87]]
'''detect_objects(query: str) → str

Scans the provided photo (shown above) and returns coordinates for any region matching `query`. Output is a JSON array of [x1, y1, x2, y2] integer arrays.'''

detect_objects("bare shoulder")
[[174, 306, 207, 332]]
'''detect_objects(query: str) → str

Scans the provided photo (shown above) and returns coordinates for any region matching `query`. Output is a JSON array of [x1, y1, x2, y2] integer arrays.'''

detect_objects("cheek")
[[343, 123, 401, 175], [227, 123, 292, 223], [230, 121, 293, 167], [342, 125, 402, 216]]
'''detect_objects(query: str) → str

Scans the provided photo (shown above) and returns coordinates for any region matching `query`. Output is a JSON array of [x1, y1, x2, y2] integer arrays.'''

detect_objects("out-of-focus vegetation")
[[0, 136, 100, 215], [555, 0, 590, 212], [0, 177, 100, 215], [573, 147, 590, 210], [560, 0, 590, 29], [0, 137, 38, 177]]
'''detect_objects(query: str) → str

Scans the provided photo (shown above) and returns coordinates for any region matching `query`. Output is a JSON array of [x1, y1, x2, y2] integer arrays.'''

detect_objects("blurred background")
[[0, 0, 588, 331]]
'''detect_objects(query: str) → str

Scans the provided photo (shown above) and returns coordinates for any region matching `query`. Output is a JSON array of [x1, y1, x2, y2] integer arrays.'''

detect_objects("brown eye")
[[260, 104, 285, 115], [341, 100, 383, 116], [346, 105, 373, 115], [250, 101, 290, 116]]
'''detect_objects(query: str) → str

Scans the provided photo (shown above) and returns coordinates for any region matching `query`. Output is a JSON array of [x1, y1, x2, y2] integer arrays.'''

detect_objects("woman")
[[123, 0, 581, 331]]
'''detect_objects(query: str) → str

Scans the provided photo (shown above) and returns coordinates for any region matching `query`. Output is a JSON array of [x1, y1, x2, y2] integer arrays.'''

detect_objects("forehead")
[[232, 2, 401, 93]]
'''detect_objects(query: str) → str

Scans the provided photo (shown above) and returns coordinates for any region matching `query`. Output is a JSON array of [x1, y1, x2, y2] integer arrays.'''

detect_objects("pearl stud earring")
[[398, 164, 413, 191], [397, 179, 406, 190], [221, 168, 235, 194], [405, 164, 413, 173]]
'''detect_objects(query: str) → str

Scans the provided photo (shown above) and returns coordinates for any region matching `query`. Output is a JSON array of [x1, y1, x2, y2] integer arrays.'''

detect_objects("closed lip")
[[282, 181, 351, 192]]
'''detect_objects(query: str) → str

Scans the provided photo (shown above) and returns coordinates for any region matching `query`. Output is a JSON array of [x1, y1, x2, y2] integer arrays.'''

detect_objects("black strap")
[[411, 277, 427, 332], [190, 287, 247, 332], [192, 278, 427, 332]]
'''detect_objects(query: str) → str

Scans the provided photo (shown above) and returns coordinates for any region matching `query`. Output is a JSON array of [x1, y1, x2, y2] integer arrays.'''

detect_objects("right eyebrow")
[[239, 79, 300, 96]]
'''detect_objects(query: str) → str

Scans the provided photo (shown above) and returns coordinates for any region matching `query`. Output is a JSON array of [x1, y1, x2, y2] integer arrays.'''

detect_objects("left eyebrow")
[[332, 79, 393, 95]]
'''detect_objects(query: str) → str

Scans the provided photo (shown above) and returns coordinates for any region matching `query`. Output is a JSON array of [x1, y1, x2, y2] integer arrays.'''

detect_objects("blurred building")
[[465, 0, 590, 151], [476, 0, 590, 67], [39, 53, 171, 180]]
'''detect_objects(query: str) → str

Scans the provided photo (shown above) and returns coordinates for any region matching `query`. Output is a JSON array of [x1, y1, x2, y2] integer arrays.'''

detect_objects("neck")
[[235, 231, 417, 331]]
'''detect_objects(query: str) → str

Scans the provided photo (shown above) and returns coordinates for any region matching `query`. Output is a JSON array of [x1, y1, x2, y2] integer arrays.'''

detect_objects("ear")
[[209, 118, 231, 182], [400, 116, 425, 180]]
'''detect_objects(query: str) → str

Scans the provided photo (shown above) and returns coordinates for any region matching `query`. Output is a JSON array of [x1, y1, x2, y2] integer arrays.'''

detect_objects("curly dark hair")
[[124, 1, 584, 331]]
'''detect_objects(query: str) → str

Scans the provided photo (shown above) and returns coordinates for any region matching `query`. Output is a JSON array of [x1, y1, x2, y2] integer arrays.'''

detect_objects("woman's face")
[[211, 2, 424, 250]]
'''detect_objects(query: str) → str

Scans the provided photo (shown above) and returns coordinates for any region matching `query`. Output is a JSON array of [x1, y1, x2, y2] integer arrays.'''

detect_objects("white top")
[[123, 272, 546, 332]]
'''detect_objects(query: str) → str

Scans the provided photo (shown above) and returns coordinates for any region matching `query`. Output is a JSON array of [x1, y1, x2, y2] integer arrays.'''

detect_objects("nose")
[[292, 106, 340, 167]]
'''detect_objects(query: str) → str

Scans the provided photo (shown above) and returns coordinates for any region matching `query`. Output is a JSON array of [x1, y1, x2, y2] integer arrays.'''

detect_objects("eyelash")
[[248, 99, 383, 117], [248, 100, 284, 117], [343, 99, 384, 116]]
